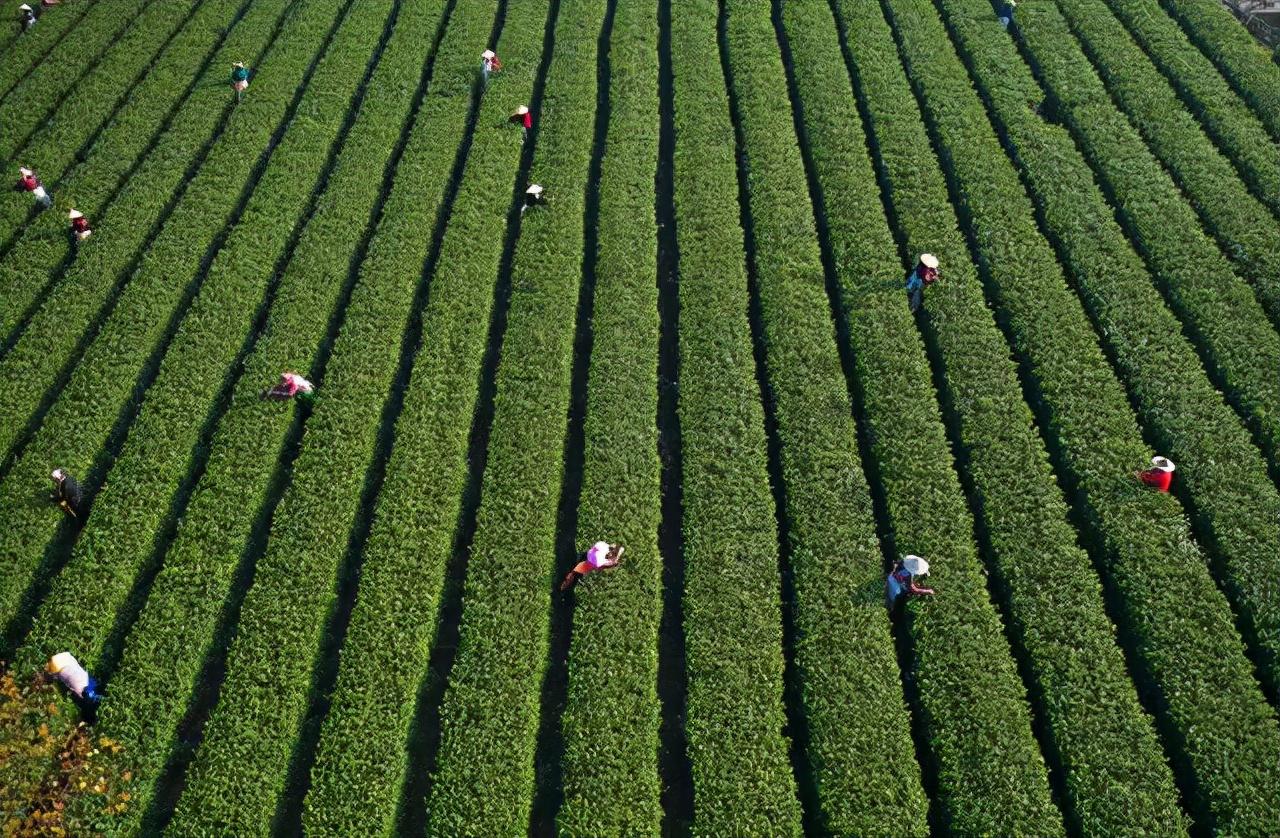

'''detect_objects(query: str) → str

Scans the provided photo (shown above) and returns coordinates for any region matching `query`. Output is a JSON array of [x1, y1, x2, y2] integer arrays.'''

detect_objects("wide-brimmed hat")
[[51, 468, 64, 480], [482, 49, 496, 60], [68, 209, 83, 220], [18, 166, 32, 177], [515, 104, 529, 115], [1151, 456, 1175, 473], [526, 184, 544, 198], [902, 555, 930, 576], [918, 253, 939, 269], [19, 5, 32, 11], [233, 61, 244, 67]]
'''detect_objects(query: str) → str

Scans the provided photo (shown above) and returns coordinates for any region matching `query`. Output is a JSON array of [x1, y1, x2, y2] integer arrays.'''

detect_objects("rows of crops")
[[2, 0, 1278, 832]]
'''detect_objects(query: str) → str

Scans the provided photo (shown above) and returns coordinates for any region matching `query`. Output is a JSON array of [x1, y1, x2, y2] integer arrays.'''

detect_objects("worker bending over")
[[1137, 456, 1175, 492], [262, 371, 314, 402], [480, 49, 502, 87], [231, 62, 250, 101], [997, 0, 1017, 29], [50, 468, 83, 518], [522, 183, 546, 214], [906, 253, 939, 313], [68, 208, 91, 240], [510, 105, 532, 140], [886, 555, 934, 607], [46, 653, 100, 708], [15, 166, 51, 208], [560, 541, 624, 591], [18, 4, 35, 31]]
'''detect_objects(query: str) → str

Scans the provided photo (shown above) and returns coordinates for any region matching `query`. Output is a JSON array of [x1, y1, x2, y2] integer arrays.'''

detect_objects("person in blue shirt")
[[997, 0, 1017, 29], [906, 253, 939, 313]]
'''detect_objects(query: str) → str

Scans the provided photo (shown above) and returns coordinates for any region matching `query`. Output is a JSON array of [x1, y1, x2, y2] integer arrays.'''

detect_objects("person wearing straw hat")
[[522, 183, 546, 214], [261, 371, 315, 402], [510, 104, 532, 140], [18, 4, 35, 31], [50, 468, 83, 518], [997, 0, 1017, 29], [480, 49, 502, 87], [15, 166, 51, 208], [1137, 456, 1175, 492], [906, 253, 940, 313], [231, 61, 250, 101], [46, 652, 100, 707], [886, 554, 935, 607], [560, 541, 624, 591], [68, 208, 91, 241]]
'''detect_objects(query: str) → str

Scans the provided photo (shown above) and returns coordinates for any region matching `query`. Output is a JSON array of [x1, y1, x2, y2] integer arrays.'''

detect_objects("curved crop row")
[[0, 0, 221, 251], [883, 0, 1280, 830], [0, 0, 95, 102], [727, 0, 1061, 831], [556, 0, 663, 833], [668, 1, 801, 832], [14, 0, 403, 692], [88, 0, 489, 831], [166, 2, 554, 832], [1040, 0, 1280, 351], [0, 0, 278, 339], [423, 1, 608, 829], [0, 0, 154, 164], [1153, 0, 1280, 141], [997, 0, 1280, 705], [0, 0, 338, 645], [1103, 0, 1280, 219], [730, 0, 1051, 832], [790, 1, 1183, 832]]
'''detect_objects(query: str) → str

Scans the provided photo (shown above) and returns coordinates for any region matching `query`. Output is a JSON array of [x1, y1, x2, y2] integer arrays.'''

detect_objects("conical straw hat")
[[1151, 456, 1175, 473], [68, 209, 83, 220], [902, 555, 930, 575], [919, 253, 939, 269]]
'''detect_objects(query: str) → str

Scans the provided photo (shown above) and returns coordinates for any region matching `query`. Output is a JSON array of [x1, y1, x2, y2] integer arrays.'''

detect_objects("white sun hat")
[[919, 253, 939, 269], [515, 104, 529, 115], [526, 183, 544, 198], [68, 208, 83, 220], [51, 468, 64, 480], [1151, 456, 1175, 473], [902, 555, 930, 576], [482, 49, 496, 60], [19, 166, 32, 177], [19, 4, 32, 11]]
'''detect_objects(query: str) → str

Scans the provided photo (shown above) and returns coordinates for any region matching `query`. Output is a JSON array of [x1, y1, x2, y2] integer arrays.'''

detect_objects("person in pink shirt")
[[261, 371, 315, 402], [560, 540, 624, 591], [68, 208, 91, 241], [15, 166, 51, 208]]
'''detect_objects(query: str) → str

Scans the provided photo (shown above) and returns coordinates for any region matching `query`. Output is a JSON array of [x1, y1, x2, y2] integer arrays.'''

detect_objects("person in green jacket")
[[231, 61, 250, 102]]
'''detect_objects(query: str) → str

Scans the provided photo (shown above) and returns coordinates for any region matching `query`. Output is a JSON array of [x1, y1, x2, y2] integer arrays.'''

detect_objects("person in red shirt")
[[510, 104, 532, 140], [15, 166, 51, 208], [68, 208, 91, 241], [480, 49, 502, 87], [1137, 456, 1175, 492]]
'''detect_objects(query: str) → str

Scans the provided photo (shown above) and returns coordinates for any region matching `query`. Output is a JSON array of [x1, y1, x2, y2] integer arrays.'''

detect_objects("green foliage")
[[0, 1, 99, 116], [746, 0, 1059, 830], [0, 0, 318, 637], [420, 0, 609, 828], [668, 1, 801, 832], [885, 0, 1280, 830], [822, 0, 1185, 831], [1103, 0, 1280, 220], [556, 0, 664, 833], [1154, 0, 1280, 141], [0, 0, 273, 338], [0, 0, 191, 165], [166, 1, 554, 832]]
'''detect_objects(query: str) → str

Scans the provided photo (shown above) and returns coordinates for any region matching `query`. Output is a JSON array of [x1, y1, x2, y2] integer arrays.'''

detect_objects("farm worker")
[[560, 541, 624, 591], [231, 61, 250, 101], [480, 49, 502, 86], [906, 252, 939, 313], [50, 468, 83, 518], [886, 554, 934, 607], [522, 183, 546, 214], [1137, 456, 1175, 492], [510, 104, 532, 139], [261, 371, 314, 402], [997, 0, 1016, 29], [46, 653, 100, 707], [19, 4, 35, 30], [68, 208, 91, 241], [16, 166, 51, 208]]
